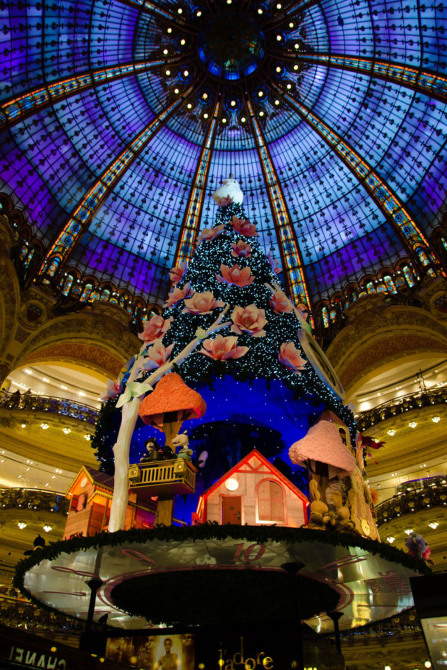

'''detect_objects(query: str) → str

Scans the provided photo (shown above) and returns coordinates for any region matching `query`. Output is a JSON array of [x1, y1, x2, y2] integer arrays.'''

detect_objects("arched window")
[[403, 266, 415, 287], [62, 275, 74, 296], [416, 248, 430, 267], [46, 257, 60, 278], [80, 284, 92, 302], [321, 306, 329, 328], [257, 480, 285, 522], [338, 426, 351, 448], [384, 276, 396, 293]]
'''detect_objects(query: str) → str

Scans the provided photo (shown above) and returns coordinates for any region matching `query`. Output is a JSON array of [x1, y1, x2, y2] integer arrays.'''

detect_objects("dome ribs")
[[298, 53, 447, 105], [0, 55, 188, 131], [39, 84, 198, 278], [245, 92, 313, 315], [277, 86, 444, 276], [174, 97, 222, 267]]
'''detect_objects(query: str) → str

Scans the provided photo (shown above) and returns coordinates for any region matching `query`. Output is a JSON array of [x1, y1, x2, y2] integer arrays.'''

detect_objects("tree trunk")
[[108, 396, 142, 532]]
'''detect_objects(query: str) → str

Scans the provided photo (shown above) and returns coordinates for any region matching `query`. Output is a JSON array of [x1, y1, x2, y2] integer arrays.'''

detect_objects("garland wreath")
[[15, 523, 430, 623]]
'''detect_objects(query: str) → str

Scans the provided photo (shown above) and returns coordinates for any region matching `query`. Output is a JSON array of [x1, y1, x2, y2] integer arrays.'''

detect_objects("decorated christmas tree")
[[17, 183, 425, 639], [95, 180, 360, 532]]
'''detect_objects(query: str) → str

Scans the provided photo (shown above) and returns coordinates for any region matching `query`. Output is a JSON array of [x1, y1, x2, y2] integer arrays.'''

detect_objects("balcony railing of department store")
[[0, 392, 99, 425], [356, 387, 447, 431], [0, 487, 69, 515], [375, 475, 447, 525]]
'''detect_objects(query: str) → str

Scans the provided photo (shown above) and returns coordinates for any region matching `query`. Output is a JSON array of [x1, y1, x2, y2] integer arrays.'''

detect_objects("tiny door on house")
[[222, 496, 242, 524]]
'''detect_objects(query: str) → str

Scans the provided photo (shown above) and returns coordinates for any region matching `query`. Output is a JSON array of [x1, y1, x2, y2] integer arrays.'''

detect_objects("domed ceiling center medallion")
[[198, 16, 265, 80]]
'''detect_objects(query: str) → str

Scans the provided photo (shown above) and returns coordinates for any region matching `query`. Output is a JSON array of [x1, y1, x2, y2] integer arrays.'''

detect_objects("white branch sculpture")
[[108, 306, 230, 532]]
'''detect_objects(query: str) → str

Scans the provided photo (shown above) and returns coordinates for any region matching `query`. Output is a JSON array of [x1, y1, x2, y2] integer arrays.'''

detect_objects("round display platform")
[[15, 526, 428, 632]]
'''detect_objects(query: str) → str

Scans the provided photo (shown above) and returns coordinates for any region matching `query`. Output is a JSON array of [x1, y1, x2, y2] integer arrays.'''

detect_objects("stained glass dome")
[[1, 0, 446, 324]]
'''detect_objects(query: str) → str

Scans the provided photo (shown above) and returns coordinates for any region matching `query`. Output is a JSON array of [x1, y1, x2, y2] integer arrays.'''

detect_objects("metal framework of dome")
[[1, 0, 447, 327]]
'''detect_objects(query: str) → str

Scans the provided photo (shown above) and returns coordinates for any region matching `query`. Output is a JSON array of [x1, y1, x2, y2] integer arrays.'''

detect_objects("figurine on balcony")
[[161, 444, 175, 460], [173, 431, 194, 461], [140, 438, 162, 463]]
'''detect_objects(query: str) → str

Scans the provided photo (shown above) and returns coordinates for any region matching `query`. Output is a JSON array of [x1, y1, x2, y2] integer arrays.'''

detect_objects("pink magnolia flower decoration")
[[197, 225, 225, 244], [217, 264, 254, 288], [215, 195, 233, 208], [231, 304, 267, 337], [138, 315, 173, 343], [201, 334, 249, 361], [169, 262, 187, 285], [278, 342, 306, 372], [296, 303, 309, 319], [269, 290, 293, 314], [267, 253, 281, 274], [164, 283, 192, 309], [231, 240, 252, 258], [231, 216, 258, 238], [183, 291, 225, 315], [143, 340, 174, 371], [101, 379, 120, 403]]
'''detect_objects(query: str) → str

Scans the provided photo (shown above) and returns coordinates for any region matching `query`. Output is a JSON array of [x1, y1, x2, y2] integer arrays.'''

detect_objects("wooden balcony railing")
[[128, 459, 197, 497]]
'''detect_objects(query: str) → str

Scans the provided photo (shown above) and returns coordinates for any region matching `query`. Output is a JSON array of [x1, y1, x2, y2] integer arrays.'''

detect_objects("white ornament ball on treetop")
[[212, 178, 244, 206]]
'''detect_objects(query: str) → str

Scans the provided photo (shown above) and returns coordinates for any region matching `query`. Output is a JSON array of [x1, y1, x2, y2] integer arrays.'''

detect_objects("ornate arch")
[[327, 295, 447, 396]]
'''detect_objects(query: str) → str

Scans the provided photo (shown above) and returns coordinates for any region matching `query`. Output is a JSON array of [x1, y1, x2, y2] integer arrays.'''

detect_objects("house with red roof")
[[194, 449, 309, 527], [64, 466, 156, 538]]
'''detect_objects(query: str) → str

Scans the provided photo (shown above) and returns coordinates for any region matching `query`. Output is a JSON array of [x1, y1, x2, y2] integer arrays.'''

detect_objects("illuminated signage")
[[8, 646, 67, 669], [218, 637, 273, 670]]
